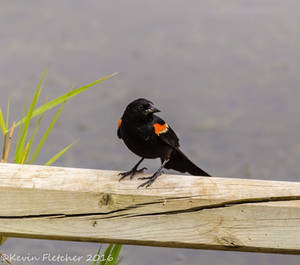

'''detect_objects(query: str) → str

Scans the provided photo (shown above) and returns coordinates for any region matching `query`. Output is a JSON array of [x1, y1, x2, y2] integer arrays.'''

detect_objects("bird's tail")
[[164, 148, 211, 176]]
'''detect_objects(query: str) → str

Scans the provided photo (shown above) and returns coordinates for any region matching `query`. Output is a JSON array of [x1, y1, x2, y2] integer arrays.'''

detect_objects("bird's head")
[[123, 98, 160, 121]]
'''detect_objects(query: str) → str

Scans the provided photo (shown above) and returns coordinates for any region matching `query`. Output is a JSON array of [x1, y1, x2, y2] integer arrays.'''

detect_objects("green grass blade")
[[0, 107, 7, 135], [106, 244, 122, 265], [0, 107, 8, 160], [16, 68, 46, 162], [23, 113, 44, 163], [29, 101, 65, 164], [14, 72, 118, 129], [23, 96, 48, 163], [100, 244, 113, 265], [15, 93, 28, 162], [45, 139, 78, 166], [91, 246, 102, 265], [6, 94, 10, 129]]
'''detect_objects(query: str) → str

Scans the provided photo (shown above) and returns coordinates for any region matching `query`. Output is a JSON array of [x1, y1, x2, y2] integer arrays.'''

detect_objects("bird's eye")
[[137, 103, 151, 112]]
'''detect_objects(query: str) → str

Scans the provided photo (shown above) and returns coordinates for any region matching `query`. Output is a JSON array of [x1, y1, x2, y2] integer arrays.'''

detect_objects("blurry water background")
[[1, 0, 300, 264]]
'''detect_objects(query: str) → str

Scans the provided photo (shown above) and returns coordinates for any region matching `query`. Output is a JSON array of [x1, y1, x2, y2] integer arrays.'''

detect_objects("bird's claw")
[[118, 171, 132, 181], [118, 167, 147, 181], [137, 177, 156, 188], [138, 176, 151, 180], [138, 170, 164, 180], [137, 171, 162, 188], [137, 167, 147, 173]]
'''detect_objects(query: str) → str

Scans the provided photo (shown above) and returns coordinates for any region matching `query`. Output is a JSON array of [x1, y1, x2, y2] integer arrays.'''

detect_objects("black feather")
[[117, 98, 211, 187], [164, 148, 210, 176]]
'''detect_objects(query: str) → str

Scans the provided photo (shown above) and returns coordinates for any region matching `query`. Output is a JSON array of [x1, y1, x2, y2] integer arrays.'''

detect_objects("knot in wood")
[[99, 193, 113, 206], [218, 236, 242, 248]]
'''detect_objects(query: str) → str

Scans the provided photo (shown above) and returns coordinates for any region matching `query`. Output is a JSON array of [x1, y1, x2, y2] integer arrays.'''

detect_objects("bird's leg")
[[138, 159, 169, 188], [119, 158, 147, 181]]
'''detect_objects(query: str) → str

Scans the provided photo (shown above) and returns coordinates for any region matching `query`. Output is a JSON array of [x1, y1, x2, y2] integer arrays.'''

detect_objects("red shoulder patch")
[[154, 123, 168, 136], [117, 119, 122, 129]]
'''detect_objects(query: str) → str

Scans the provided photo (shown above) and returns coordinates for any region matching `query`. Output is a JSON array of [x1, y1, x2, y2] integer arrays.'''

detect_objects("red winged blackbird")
[[117, 98, 210, 188]]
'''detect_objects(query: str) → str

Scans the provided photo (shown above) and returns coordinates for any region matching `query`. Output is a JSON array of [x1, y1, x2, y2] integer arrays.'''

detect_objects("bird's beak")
[[146, 106, 160, 114]]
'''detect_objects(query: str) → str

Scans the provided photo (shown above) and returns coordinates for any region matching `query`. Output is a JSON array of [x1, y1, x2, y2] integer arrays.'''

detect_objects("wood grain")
[[0, 163, 300, 254]]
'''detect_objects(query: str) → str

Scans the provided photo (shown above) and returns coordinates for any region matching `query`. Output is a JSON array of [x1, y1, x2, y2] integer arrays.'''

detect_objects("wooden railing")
[[0, 163, 300, 254]]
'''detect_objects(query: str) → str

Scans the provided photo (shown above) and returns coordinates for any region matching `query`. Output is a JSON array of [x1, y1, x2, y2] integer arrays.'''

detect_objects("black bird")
[[117, 98, 210, 188]]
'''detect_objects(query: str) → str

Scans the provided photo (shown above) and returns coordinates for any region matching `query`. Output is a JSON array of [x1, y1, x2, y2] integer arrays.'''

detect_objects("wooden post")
[[0, 163, 300, 254]]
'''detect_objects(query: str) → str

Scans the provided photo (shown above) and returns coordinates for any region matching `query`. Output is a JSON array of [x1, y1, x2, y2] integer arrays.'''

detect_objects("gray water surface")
[[1, 1, 300, 264]]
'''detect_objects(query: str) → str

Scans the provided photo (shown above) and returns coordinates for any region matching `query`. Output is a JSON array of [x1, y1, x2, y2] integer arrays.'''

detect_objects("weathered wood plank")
[[0, 163, 300, 254]]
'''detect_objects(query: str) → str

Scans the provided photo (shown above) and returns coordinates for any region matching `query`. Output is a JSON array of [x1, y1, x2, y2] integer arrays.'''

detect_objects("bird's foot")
[[118, 167, 147, 181], [138, 171, 163, 188]]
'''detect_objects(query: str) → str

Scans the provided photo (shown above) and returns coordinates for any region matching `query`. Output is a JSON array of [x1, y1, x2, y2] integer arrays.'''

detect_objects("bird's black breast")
[[118, 118, 172, 159]]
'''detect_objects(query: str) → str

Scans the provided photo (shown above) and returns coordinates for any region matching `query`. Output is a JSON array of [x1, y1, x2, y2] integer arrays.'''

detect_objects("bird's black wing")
[[152, 115, 180, 148], [153, 115, 210, 176]]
